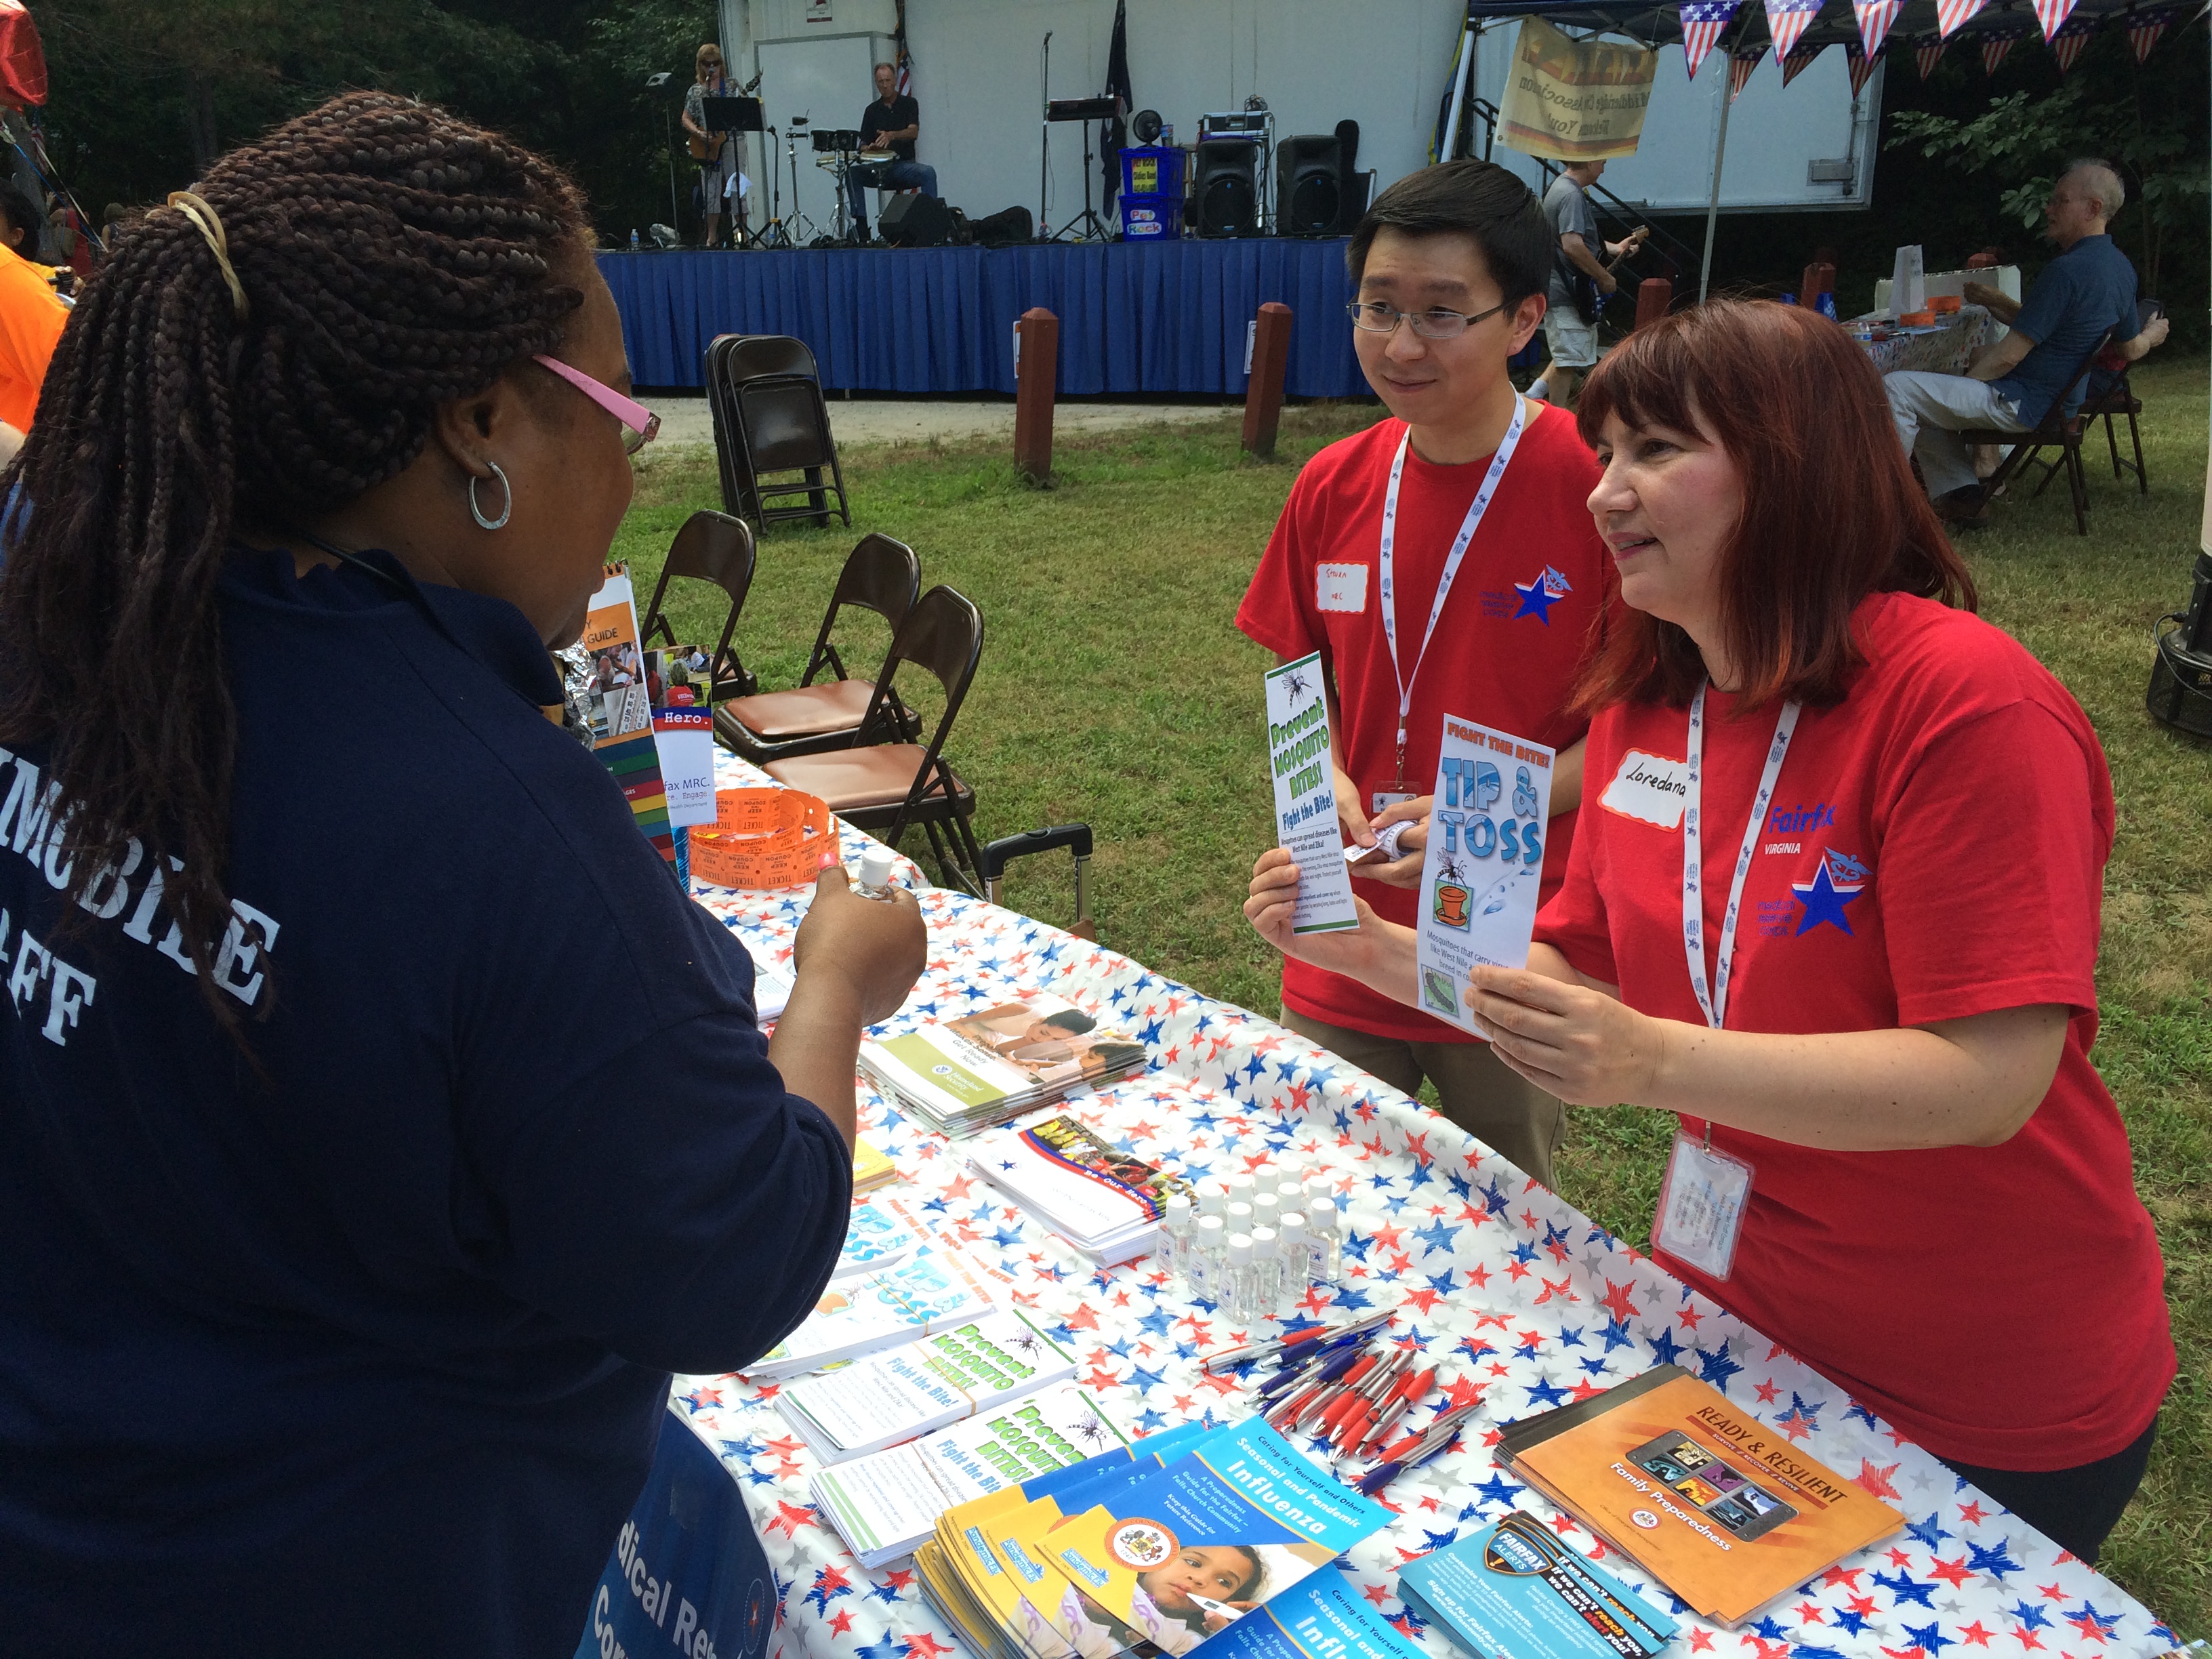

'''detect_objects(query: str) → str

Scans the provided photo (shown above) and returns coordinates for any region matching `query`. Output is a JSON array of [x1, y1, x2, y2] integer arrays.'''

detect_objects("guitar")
[[1563, 224, 1650, 325], [688, 77, 731, 162]]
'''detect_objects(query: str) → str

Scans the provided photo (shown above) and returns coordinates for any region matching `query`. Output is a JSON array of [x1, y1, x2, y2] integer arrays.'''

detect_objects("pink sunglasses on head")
[[532, 354, 661, 455]]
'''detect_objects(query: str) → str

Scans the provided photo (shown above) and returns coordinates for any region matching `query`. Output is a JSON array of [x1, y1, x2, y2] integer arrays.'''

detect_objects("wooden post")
[[1013, 306, 1058, 483], [1634, 278, 1673, 331], [1242, 302, 1293, 459]]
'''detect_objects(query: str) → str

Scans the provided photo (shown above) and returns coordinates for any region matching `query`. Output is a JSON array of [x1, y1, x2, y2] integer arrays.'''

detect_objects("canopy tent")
[[1433, 0, 2203, 298]]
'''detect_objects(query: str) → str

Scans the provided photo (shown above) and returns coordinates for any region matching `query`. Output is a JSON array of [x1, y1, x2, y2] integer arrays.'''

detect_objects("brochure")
[[741, 1246, 1005, 1382], [852, 1132, 899, 1195], [779, 1309, 1078, 1462], [578, 567, 677, 864], [1498, 1366, 1902, 1627], [968, 1113, 1191, 1265], [1397, 1514, 1677, 1659], [1265, 651, 1359, 935], [1414, 714, 1554, 1031], [1185, 1569, 1429, 1659], [812, 1384, 1130, 1568], [832, 1198, 924, 1281], [863, 995, 1149, 1139]]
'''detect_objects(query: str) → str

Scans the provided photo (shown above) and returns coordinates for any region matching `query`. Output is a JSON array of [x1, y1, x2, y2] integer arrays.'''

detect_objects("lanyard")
[[1377, 396, 1527, 787], [1681, 680, 1800, 1035]]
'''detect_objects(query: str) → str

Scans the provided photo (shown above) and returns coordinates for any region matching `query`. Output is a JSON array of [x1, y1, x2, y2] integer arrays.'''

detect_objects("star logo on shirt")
[[1511, 573, 1562, 623], [1791, 848, 1866, 936]]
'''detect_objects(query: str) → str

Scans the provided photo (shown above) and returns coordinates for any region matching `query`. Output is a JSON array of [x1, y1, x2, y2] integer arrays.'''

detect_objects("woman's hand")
[[1244, 848, 1379, 966], [793, 864, 928, 1025], [1465, 964, 1666, 1106], [1355, 794, 1433, 889], [1332, 766, 1374, 851]]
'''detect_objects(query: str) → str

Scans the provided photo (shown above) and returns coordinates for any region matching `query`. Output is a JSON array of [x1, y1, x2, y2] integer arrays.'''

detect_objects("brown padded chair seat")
[[766, 745, 972, 813], [721, 678, 874, 739]]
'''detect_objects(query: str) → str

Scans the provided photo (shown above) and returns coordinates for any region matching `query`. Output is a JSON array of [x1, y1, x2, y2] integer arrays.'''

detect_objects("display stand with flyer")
[[1413, 714, 1554, 1030], [1264, 652, 1359, 936]]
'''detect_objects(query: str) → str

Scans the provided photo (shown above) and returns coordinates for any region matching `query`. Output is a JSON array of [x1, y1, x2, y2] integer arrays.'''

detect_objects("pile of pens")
[[1204, 1309, 1482, 1497]]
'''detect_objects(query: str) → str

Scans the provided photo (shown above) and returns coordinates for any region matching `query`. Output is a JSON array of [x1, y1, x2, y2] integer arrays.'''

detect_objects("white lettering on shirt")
[[1316, 562, 1368, 614], [1599, 747, 1690, 830]]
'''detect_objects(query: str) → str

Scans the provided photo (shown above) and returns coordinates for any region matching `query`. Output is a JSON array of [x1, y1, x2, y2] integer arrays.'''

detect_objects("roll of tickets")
[[689, 788, 838, 890]]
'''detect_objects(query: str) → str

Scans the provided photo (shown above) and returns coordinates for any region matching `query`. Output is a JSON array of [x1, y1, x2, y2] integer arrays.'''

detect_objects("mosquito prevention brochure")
[[1414, 714, 1553, 1032], [1265, 652, 1359, 935]]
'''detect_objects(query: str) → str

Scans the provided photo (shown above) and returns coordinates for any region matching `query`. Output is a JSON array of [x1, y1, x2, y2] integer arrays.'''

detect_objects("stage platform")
[[600, 237, 1366, 398]]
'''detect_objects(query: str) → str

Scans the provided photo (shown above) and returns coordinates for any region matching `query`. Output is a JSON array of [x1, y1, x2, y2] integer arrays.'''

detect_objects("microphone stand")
[[1038, 31, 1052, 239]]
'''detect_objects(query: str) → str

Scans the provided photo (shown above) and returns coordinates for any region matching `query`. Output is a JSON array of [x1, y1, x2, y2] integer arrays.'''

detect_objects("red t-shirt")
[[1536, 592, 2173, 1469], [1236, 403, 1618, 1043]]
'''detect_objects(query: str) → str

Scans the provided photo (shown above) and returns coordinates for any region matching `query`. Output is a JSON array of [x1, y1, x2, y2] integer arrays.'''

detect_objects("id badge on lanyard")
[[1652, 682, 1799, 1280]]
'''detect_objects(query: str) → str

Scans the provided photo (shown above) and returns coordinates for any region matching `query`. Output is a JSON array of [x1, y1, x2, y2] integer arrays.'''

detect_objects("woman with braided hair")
[[0, 94, 924, 1654]]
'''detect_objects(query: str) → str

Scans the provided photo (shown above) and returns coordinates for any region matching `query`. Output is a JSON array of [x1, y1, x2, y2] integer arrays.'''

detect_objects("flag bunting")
[[1679, 0, 1743, 77]]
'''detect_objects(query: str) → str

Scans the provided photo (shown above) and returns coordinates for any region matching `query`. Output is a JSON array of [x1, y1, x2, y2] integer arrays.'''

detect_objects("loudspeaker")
[[880, 192, 954, 247], [1275, 136, 1343, 237], [1193, 140, 1259, 237]]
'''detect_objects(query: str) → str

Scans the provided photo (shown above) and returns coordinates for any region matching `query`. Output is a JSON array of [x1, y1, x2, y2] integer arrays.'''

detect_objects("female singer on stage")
[[683, 42, 739, 248], [1244, 299, 2171, 1563]]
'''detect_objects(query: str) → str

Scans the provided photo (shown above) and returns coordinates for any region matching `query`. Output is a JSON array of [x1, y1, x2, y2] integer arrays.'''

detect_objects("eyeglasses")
[[532, 354, 660, 456], [701, 58, 723, 67], [1347, 299, 1510, 340]]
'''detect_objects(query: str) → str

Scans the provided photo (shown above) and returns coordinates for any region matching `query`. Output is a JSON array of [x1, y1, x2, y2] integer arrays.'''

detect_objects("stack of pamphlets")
[[861, 994, 1149, 1137], [741, 1246, 1008, 1383], [917, 1416, 1394, 1659], [1495, 1365, 1902, 1628], [811, 1382, 1128, 1569], [832, 1198, 924, 1281], [852, 1132, 899, 1196], [967, 1114, 1191, 1266], [1397, 1515, 1677, 1659], [779, 1309, 1078, 1462], [1184, 1569, 1427, 1659]]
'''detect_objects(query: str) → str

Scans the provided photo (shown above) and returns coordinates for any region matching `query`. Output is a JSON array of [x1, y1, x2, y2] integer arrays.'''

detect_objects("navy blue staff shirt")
[[1990, 232, 2141, 425], [0, 548, 851, 1657]]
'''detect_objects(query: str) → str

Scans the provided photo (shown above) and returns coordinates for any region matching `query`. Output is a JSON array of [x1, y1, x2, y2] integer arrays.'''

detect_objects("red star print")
[[1675, 1305, 1703, 1330], [1443, 1375, 1486, 1412], [1856, 1460, 1902, 1500], [1686, 1629, 1715, 1652], [1795, 1603, 1825, 1624], [765, 1435, 806, 1458], [1599, 1279, 1638, 1322], [828, 1611, 855, 1635], [1569, 1378, 1603, 1401], [903, 1634, 955, 1659], [1549, 1513, 1578, 1535], [1402, 1288, 1445, 1314], [1465, 1264, 1492, 1289], [1361, 1582, 1391, 1607], [1198, 1370, 1243, 1397], [1957, 1622, 1994, 1647], [2010, 1626, 2043, 1651], [1506, 1261, 1532, 1282], [1080, 1367, 1120, 1391], [1958, 1500, 1990, 1525], [1821, 1567, 1865, 1590], [767, 1500, 821, 1538], [883, 1569, 916, 1592], [1064, 1305, 1100, 1331], [1927, 1557, 1975, 1588], [2063, 1611, 2112, 1643], [1754, 1378, 1781, 1404]]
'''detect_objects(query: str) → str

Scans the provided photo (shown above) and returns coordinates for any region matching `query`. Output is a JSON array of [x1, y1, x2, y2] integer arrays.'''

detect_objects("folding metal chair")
[[714, 335, 852, 532], [1957, 329, 2111, 536], [764, 585, 986, 895], [638, 510, 759, 701], [2078, 298, 2161, 497], [716, 532, 922, 763]]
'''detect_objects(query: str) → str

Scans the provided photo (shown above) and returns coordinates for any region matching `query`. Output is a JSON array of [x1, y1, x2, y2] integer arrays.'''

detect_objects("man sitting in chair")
[[1883, 161, 2166, 527], [845, 62, 940, 245]]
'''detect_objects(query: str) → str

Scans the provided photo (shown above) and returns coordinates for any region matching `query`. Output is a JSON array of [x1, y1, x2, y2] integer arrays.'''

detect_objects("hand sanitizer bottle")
[[1191, 1215, 1225, 1301], [1224, 1233, 1255, 1322], [854, 845, 897, 900], [1249, 1227, 1280, 1313], [1162, 1194, 1194, 1281]]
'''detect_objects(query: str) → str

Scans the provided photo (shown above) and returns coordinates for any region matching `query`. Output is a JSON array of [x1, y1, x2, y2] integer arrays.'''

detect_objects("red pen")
[[1357, 1368, 1434, 1456]]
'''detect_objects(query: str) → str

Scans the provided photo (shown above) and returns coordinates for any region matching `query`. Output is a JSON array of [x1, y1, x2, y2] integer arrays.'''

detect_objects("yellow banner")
[[1498, 16, 1656, 163]]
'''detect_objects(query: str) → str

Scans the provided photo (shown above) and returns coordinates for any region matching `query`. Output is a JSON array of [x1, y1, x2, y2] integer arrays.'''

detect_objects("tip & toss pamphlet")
[[1265, 653, 1359, 937], [1414, 714, 1553, 1032]]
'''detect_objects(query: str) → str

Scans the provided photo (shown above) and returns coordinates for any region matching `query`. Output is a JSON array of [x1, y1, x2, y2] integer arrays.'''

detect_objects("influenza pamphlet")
[[1184, 1569, 1427, 1659], [1414, 714, 1553, 1032], [1265, 652, 1359, 935]]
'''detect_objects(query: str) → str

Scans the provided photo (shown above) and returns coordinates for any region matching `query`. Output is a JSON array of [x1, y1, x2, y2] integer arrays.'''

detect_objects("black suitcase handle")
[[979, 824, 1093, 934]]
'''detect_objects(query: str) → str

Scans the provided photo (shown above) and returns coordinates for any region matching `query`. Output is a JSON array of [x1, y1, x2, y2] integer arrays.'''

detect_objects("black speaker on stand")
[[1274, 121, 1369, 237], [881, 193, 955, 247], [1192, 140, 1260, 237]]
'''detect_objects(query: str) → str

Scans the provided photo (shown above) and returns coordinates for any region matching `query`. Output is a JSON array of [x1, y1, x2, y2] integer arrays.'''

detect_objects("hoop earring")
[[469, 461, 513, 531]]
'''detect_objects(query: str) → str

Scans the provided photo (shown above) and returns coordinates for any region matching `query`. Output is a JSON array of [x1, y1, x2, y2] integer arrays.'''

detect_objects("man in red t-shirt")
[[1235, 161, 1617, 1187]]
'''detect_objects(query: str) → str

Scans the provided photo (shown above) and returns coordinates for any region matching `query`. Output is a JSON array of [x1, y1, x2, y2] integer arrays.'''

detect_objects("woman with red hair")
[[1245, 299, 2170, 1559]]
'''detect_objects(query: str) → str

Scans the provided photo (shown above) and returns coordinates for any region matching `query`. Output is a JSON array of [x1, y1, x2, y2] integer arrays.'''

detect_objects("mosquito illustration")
[[1068, 1411, 1111, 1450], [1282, 670, 1311, 703], [1006, 1329, 1046, 1362], [1438, 853, 1465, 884]]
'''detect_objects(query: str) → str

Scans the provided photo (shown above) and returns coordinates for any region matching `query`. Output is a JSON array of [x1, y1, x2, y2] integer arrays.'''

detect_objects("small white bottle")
[[1225, 1201, 1253, 1244], [1225, 1172, 1258, 1210], [854, 845, 897, 900], [1303, 1174, 1334, 1210], [1196, 1181, 1228, 1223], [1191, 1215, 1226, 1300], [1249, 1226, 1280, 1313], [1251, 1191, 1282, 1241], [1275, 1178, 1308, 1212], [1224, 1232, 1255, 1321], [1276, 1213, 1306, 1304], [1162, 1193, 1194, 1280], [1305, 1197, 1341, 1286]]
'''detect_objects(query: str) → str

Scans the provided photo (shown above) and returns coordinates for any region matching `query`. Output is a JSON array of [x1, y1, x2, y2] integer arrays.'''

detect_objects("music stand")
[[703, 96, 765, 248], [1046, 96, 1120, 244]]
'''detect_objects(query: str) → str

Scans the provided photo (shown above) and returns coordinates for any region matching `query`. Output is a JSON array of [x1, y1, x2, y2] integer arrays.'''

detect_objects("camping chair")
[[1957, 329, 2111, 537], [2077, 298, 2162, 497], [714, 334, 853, 532], [637, 510, 760, 702], [715, 531, 922, 762], [764, 585, 985, 895]]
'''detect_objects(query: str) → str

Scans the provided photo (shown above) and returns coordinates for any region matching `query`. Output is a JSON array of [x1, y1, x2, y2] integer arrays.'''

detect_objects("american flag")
[[1781, 40, 1828, 81], [1844, 37, 1885, 91], [2126, 2, 2180, 62], [1729, 41, 1768, 97], [1763, 0, 1826, 60], [1913, 30, 1948, 74], [1853, 0, 1904, 54], [1978, 20, 2027, 70], [1935, 0, 1990, 37], [2049, 12, 2099, 68], [2030, 0, 2080, 37], [893, 0, 914, 95], [1678, 0, 1742, 78]]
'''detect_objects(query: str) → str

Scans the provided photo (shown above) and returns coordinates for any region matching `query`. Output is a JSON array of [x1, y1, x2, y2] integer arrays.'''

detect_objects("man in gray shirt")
[[1533, 159, 1643, 408]]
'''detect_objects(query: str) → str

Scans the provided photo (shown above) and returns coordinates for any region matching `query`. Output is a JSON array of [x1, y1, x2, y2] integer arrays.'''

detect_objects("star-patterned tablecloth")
[[1853, 307, 1991, 377], [676, 757, 2180, 1659]]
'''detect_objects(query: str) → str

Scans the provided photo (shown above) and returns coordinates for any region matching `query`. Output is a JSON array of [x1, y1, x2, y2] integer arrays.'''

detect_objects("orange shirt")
[[0, 243, 66, 430]]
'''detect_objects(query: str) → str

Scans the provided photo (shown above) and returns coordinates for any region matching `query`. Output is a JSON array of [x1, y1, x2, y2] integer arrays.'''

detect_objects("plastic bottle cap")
[[857, 846, 897, 888], [1278, 1212, 1306, 1238], [1165, 1194, 1192, 1218], [1197, 1182, 1227, 1215], [1275, 1182, 1306, 1204], [1252, 1193, 1281, 1223], [1250, 1227, 1277, 1254], [1227, 1233, 1253, 1264], [1226, 1203, 1253, 1228], [1195, 1215, 1225, 1240], [1226, 1174, 1256, 1199], [1308, 1196, 1338, 1223]]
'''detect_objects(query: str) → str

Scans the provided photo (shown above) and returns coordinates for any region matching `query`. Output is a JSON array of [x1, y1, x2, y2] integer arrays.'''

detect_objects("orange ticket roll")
[[689, 788, 837, 890]]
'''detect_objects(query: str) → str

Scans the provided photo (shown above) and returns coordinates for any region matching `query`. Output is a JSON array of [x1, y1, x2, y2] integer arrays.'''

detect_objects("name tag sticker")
[[1654, 1130, 1753, 1279], [1317, 562, 1369, 613], [1600, 747, 1689, 830]]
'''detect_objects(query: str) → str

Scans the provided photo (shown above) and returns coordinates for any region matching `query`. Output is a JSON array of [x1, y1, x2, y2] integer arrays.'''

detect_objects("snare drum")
[[810, 129, 839, 153], [835, 129, 861, 152]]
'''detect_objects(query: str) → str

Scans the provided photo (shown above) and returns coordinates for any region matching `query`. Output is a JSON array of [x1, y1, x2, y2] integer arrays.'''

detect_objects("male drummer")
[[845, 62, 940, 243]]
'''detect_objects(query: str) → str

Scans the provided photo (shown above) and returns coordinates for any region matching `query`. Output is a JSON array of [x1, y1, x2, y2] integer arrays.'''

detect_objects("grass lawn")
[[616, 354, 2211, 1636]]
